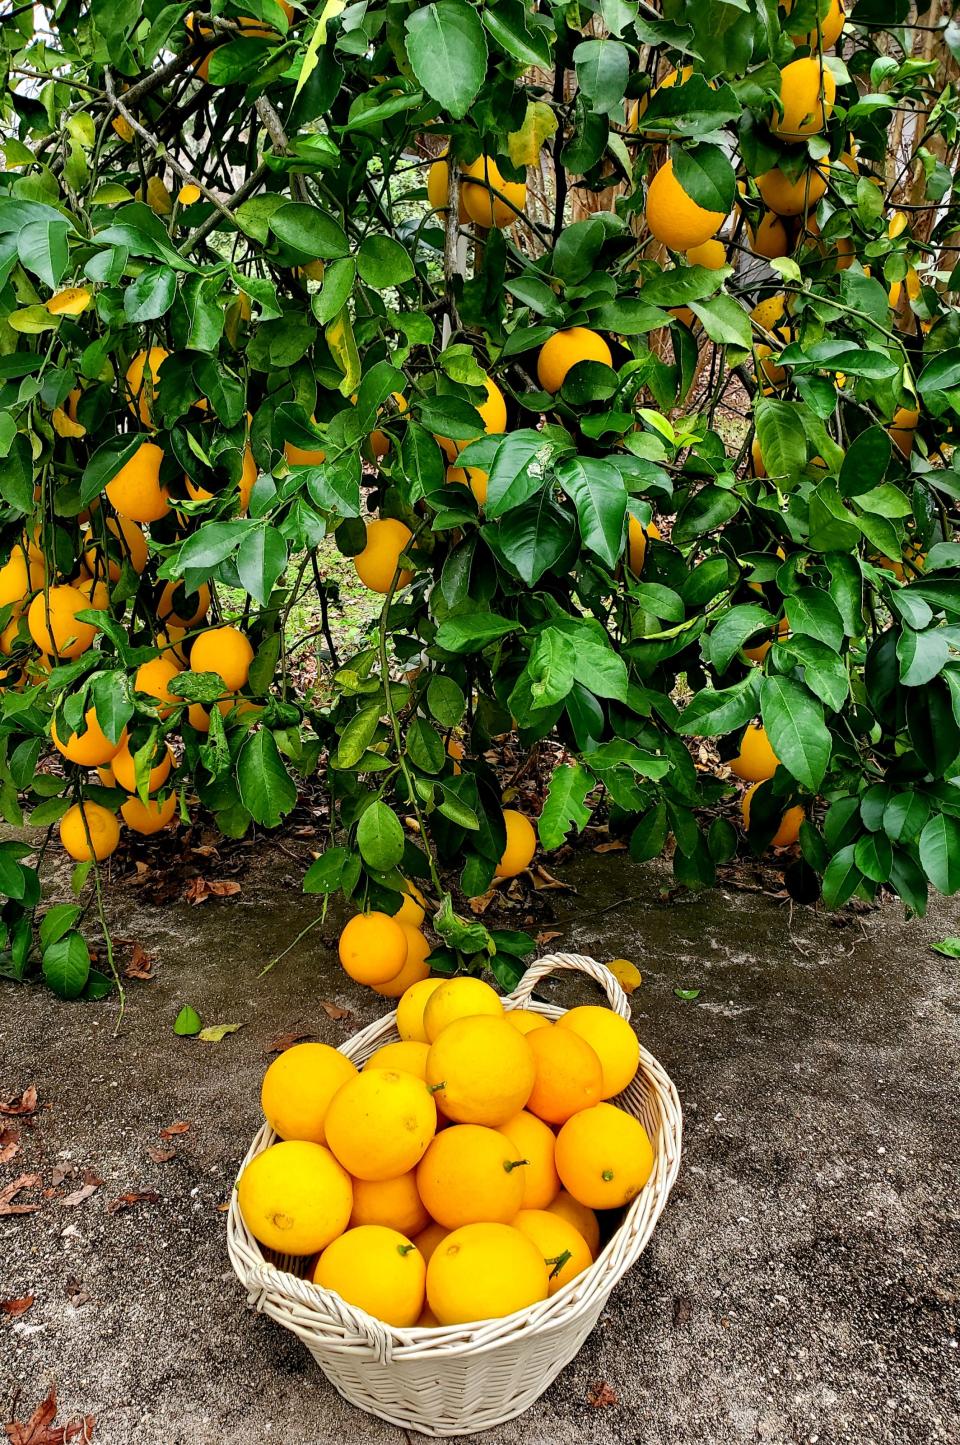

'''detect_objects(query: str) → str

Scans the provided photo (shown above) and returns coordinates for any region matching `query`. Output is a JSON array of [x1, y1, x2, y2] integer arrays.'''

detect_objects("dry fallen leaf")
[[159, 1121, 191, 1140], [2, 1384, 95, 1443], [592, 840, 627, 854], [0, 1173, 41, 1217], [319, 1002, 350, 1021], [530, 865, 574, 891], [0, 1297, 34, 1319], [266, 1029, 314, 1053], [0, 1125, 21, 1165], [105, 1191, 160, 1215], [61, 1171, 103, 1208], [467, 888, 496, 914], [123, 943, 155, 981], [48, 1165, 72, 1189], [184, 877, 242, 906], [587, 1381, 619, 1408], [146, 1147, 176, 1164], [536, 929, 563, 946], [65, 1277, 90, 1308], [0, 1085, 38, 1118]]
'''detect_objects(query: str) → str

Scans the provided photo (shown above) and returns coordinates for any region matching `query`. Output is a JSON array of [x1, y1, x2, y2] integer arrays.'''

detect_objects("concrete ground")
[[1, 846, 957, 1444]]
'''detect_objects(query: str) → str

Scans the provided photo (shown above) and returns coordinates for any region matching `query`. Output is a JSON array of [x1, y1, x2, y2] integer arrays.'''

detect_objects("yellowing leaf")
[[46, 287, 91, 317], [8, 306, 60, 333], [146, 176, 173, 216], [507, 102, 558, 167], [53, 407, 85, 438], [196, 1022, 243, 1043], [325, 308, 361, 396], [178, 183, 202, 206], [3, 139, 33, 169], [91, 182, 133, 205], [111, 115, 134, 144], [294, 0, 347, 102]]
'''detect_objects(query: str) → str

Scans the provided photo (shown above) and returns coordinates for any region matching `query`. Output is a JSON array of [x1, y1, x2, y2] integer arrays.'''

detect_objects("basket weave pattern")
[[227, 952, 683, 1436]]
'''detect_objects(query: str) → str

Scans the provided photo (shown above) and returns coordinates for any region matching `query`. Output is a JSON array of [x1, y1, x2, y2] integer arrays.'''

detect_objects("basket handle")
[[246, 1260, 395, 1364], [506, 951, 631, 1021]]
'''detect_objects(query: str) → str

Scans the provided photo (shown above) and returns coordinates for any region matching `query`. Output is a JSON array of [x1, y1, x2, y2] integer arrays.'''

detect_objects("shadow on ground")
[[1, 847, 957, 1444]]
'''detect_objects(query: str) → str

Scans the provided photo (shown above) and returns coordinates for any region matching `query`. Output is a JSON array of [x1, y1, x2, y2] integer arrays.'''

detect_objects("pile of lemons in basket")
[[237, 974, 653, 1329]]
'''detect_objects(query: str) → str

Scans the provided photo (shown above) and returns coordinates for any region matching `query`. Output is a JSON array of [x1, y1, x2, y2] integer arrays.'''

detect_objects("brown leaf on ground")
[[530, 865, 574, 891], [3, 1385, 95, 1443], [466, 888, 497, 914], [0, 1086, 37, 1118], [592, 840, 626, 854], [215, 1200, 230, 1212], [536, 930, 563, 946], [0, 1174, 41, 1217], [61, 1172, 103, 1208], [146, 1147, 176, 1164], [105, 1191, 160, 1215], [65, 1278, 89, 1308], [123, 943, 155, 981], [0, 1126, 21, 1165], [587, 1381, 619, 1408], [184, 877, 241, 906], [319, 1001, 350, 1021], [0, 1297, 33, 1319], [159, 1121, 190, 1140], [48, 1165, 72, 1189], [266, 1030, 314, 1053]]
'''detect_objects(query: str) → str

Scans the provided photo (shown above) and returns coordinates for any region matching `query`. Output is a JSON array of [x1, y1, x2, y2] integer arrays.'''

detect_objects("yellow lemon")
[[426, 1016, 536, 1126], [417, 1125, 527, 1229], [556, 1006, 640, 1098], [422, 976, 503, 1042], [324, 1069, 437, 1181], [236, 1139, 352, 1254], [554, 1103, 654, 1209], [426, 1223, 548, 1326], [260, 1042, 357, 1144]]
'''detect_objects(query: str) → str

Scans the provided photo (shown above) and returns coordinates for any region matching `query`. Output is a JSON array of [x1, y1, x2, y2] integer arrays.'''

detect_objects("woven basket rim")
[[227, 951, 683, 1363]]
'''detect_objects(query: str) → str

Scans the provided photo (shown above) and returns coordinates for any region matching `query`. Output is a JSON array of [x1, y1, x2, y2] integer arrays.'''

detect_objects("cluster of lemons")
[[238, 973, 651, 1328]]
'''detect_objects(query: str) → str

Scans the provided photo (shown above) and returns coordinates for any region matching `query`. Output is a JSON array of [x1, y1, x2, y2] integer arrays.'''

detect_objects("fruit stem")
[[397, 1243, 415, 1256], [602, 1169, 614, 1182], [547, 1249, 572, 1280], [503, 1158, 529, 1173]]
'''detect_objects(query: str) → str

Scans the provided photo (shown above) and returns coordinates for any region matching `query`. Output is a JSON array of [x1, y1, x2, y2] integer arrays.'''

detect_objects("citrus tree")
[[2, 0, 960, 1002]]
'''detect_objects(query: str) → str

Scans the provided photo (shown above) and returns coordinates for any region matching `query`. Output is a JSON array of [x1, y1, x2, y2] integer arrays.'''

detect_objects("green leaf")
[[124, 265, 176, 322], [677, 672, 762, 737], [405, 2, 488, 120], [269, 202, 349, 259], [483, 431, 554, 519], [38, 903, 82, 950], [236, 730, 297, 828], [303, 845, 361, 895], [672, 142, 736, 213], [538, 763, 593, 850], [821, 844, 863, 908], [784, 590, 845, 652], [760, 675, 832, 789], [489, 495, 577, 586], [434, 613, 521, 654], [573, 38, 629, 115], [672, 484, 740, 545], [174, 1004, 202, 1036], [883, 791, 930, 844], [483, 2, 552, 67], [427, 675, 466, 729], [357, 234, 415, 289], [236, 526, 288, 606], [336, 705, 382, 769], [706, 603, 774, 673], [18, 218, 70, 290], [555, 456, 627, 568], [356, 800, 405, 870], [42, 931, 90, 999], [918, 813, 960, 894], [81, 435, 143, 505], [897, 628, 948, 687], [311, 258, 356, 326], [754, 396, 807, 479], [930, 937, 960, 957], [837, 426, 891, 498], [688, 294, 751, 351]]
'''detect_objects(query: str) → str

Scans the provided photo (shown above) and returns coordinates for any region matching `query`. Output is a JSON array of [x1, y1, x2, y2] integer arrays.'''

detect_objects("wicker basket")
[[227, 952, 683, 1437]]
